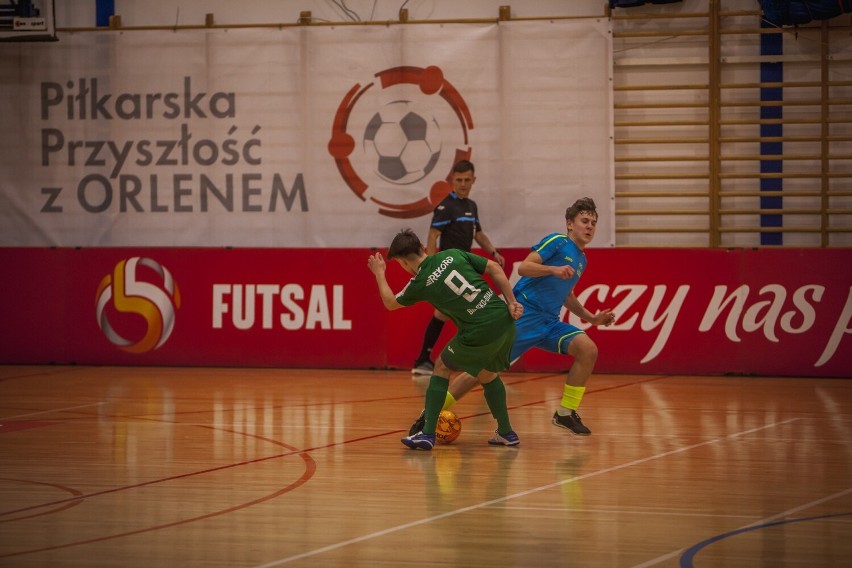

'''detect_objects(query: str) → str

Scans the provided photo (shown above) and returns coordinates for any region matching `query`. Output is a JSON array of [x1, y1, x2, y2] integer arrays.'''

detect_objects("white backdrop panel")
[[0, 19, 613, 247]]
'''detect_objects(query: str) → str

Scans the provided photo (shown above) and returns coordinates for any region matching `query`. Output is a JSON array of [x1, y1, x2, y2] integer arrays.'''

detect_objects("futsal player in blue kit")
[[408, 197, 616, 436]]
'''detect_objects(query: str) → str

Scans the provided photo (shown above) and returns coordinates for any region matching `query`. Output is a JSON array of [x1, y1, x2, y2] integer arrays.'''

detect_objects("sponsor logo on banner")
[[95, 257, 181, 353], [328, 65, 474, 219], [569, 282, 851, 369], [38, 77, 307, 216]]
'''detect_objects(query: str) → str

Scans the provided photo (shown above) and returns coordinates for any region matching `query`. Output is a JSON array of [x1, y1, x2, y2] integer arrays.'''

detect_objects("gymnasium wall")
[[1, 1, 850, 377]]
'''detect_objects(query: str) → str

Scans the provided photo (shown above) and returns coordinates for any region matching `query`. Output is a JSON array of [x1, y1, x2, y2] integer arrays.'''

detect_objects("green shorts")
[[440, 322, 516, 377]]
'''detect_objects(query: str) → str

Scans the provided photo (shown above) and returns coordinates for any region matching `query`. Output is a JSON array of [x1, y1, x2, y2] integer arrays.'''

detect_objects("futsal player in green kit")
[[368, 229, 524, 450], [411, 159, 504, 375]]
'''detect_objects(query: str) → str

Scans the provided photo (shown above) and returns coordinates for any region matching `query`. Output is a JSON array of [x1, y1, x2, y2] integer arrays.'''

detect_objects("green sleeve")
[[459, 250, 487, 274]]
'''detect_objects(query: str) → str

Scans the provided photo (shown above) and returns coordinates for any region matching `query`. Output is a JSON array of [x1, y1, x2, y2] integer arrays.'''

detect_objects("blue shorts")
[[509, 307, 585, 362]]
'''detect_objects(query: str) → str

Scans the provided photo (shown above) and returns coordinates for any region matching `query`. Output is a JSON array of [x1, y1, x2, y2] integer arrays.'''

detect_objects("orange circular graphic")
[[95, 257, 181, 353], [329, 65, 474, 219]]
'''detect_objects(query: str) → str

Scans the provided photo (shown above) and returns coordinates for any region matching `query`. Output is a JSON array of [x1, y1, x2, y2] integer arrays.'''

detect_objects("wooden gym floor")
[[0, 365, 850, 567]]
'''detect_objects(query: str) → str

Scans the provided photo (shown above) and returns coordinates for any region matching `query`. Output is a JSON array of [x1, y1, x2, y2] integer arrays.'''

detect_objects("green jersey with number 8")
[[395, 249, 514, 347]]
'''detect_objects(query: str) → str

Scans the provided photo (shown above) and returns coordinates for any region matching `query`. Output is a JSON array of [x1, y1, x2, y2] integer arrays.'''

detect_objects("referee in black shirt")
[[412, 159, 505, 375]]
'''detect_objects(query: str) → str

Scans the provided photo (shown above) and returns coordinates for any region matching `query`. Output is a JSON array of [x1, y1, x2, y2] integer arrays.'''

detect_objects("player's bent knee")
[[570, 336, 598, 363]]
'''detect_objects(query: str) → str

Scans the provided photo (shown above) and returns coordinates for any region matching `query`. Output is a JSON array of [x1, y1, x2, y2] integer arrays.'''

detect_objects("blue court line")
[[679, 511, 852, 567]]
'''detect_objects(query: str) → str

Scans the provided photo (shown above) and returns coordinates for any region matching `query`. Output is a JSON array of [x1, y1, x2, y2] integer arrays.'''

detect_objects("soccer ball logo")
[[364, 101, 441, 185], [329, 65, 474, 219]]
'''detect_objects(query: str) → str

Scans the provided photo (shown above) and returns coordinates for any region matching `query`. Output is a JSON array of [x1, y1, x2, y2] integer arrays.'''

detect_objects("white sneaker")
[[411, 361, 434, 375]]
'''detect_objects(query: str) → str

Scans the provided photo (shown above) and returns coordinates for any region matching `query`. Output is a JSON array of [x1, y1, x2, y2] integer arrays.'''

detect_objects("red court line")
[[0, 368, 81, 384], [0, 451, 318, 559], [454, 374, 673, 421], [0, 423, 319, 558], [159, 373, 562, 418], [0, 373, 666, 557], [0, 478, 85, 523], [0, 423, 316, 518], [2, 371, 661, 517]]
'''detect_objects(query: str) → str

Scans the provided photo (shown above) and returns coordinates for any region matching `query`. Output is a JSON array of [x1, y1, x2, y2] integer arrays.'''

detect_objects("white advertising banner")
[[0, 19, 614, 247]]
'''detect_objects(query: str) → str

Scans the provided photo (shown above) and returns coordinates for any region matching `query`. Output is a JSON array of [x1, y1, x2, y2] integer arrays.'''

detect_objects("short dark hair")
[[453, 159, 475, 174], [387, 229, 423, 259], [566, 197, 598, 221]]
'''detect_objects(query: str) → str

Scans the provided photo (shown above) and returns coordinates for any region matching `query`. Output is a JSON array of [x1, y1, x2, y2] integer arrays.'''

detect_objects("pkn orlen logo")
[[96, 258, 181, 354], [328, 65, 474, 218]]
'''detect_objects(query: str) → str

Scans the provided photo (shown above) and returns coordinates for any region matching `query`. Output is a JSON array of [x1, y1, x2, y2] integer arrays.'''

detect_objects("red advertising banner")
[[0, 247, 849, 377]]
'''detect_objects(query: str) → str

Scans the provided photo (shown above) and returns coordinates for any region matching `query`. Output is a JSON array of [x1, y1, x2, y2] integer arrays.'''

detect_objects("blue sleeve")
[[532, 233, 564, 264], [430, 202, 452, 229]]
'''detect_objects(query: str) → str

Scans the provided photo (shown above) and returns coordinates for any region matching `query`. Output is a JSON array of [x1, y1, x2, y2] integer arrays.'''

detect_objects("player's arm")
[[517, 251, 574, 279], [426, 227, 441, 255], [484, 260, 523, 320], [474, 230, 505, 267], [367, 252, 404, 311], [564, 292, 615, 326]]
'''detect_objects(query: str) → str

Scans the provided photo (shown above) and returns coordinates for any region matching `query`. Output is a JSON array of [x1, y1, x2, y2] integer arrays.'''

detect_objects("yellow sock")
[[442, 391, 457, 411], [560, 385, 585, 413]]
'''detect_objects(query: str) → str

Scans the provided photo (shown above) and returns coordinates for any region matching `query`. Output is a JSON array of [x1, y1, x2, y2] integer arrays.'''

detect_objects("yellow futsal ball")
[[435, 410, 462, 444]]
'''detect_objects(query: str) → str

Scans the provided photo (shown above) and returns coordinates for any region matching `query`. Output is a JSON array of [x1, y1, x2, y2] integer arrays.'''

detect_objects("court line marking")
[[633, 487, 852, 568], [739, 486, 852, 529], [497, 506, 760, 520], [0, 426, 319, 558], [254, 417, 800, 567], [679, 507, 852, 568], [0, 402, 106, 422]]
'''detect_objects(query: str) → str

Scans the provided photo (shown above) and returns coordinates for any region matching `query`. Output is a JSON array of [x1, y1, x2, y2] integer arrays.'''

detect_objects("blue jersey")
[[512, 233, 587, 316]]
